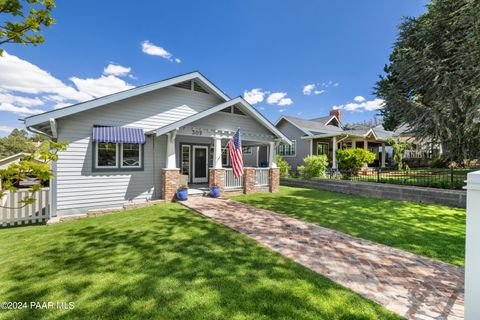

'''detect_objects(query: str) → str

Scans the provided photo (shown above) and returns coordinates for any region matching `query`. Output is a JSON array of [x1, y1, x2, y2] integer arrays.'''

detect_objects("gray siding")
[[55, 86, 222, 215], [276, 119, 311, 169], [189, 112, 272, 136]]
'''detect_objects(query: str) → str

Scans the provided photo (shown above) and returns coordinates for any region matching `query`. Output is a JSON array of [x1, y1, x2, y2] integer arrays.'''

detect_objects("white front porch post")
[[381, 143, 386, 168], [352, 139, 356, 149], [213, 137, 222, 169], [269, 141, 277, 168], [465, 171, 480, 320], [166, 131, 177, 168], [332, 136, 338, 169], [363, 139, 368, 150]]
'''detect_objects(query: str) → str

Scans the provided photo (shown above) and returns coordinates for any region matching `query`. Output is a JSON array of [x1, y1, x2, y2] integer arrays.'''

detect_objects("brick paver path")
[[182, 197, 464, 320]]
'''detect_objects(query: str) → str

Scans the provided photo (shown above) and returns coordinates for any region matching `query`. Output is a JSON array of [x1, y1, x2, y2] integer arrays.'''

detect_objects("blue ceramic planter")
[[177, 189, 188, 201], [210, 187, 221, 198]]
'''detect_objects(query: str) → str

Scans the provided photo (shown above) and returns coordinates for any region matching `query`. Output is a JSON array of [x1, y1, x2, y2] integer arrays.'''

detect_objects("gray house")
[[275, 109, 396, 170], [23, 72, 289, 216]]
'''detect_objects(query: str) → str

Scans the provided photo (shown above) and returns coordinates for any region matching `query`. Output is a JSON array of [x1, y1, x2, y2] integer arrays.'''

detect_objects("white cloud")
[[277, 97, 293, 106], [69, 75, 134, 98], [279, 108, 286, 113], [354, 95, 365, 102], [0, 103, 44, 116], [243, 88, 267, 105], [333, 98, 384, 112], [0, 52, 136, 117], [0, 52, 92, 102], [303, 84, 315, 95], [0, 92, 44, 107], [141, 40, 180, 63], [103, 64, 131, 76], [314, 90, 325, 95], [267, 92, 293, 106], [334, 82, 339, 87]]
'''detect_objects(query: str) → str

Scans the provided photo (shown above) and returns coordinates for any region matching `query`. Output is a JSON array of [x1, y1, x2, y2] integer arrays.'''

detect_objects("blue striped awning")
[[92, 126, 145, 144]]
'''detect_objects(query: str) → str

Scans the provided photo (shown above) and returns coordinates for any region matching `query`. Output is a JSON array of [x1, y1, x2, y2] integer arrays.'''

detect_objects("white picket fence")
[[255, 168, 269, 187], [1, 188, 50, 227], [225, 168, 243, 189]]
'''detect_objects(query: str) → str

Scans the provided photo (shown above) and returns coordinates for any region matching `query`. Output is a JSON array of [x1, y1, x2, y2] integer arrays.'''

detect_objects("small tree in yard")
[[336, 148, 376, 176], [0, 141, 67, 209], [276, 155, 291, 178], [387, 138, 411, 170], [298, 155, 328, 179], [0, 0, 56, 55]]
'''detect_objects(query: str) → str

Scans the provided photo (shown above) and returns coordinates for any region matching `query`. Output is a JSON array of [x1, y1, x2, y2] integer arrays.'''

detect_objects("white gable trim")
[[274, 116, 313, 136], [324, 115, 343, 128], [23, 71, 229, 127], [152, 97, 292, 144]]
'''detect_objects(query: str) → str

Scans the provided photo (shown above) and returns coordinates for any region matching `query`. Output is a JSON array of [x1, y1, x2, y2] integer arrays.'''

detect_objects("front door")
[[192, 146, 208, 183]]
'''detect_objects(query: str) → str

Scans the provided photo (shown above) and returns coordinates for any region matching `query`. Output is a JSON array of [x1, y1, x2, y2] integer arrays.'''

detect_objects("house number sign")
[[191, 129, 203, 136]]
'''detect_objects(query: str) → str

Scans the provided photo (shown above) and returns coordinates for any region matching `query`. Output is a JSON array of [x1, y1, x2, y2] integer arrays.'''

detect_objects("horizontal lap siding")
[[276, 120, 311, 169], [189, 112, 272, 136], [55, 87, 221, 215]]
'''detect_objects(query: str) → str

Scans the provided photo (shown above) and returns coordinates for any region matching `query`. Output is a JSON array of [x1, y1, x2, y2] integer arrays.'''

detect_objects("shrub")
[[430, 156, 448, 168], [302, 155, 328, 179], [276, 155, 291, 178], [336, 148, 376, 175]]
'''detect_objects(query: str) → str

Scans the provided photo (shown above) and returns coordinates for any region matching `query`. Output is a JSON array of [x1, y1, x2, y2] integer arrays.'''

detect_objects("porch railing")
[[225, 168, 243, 189], [255, 168, 269, 187], [1, 188, 51, 227]]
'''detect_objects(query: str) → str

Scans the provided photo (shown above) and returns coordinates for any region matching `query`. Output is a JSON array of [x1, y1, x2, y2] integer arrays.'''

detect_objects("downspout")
[[152, 134, 156, 199]]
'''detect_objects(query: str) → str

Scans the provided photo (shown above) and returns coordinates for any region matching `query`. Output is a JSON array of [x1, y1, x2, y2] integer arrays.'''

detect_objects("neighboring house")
[[275, 109, 397, 170], [23, 72, 289, 216], [391, 125, 442, 164], [0, 153, 45, 188]]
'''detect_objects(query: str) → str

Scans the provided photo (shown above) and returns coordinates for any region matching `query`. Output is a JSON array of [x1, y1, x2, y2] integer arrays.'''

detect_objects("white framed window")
[[316, 142, 329, 155], [95, 142, 118, 168], [277, 140, 296, 157], [121, 143, 142, 168]]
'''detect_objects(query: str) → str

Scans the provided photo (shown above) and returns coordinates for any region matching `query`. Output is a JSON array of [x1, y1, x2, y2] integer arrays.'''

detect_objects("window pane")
[[122, 143, 140, 167], [182, 146, 190, 174], [97, 142, 117, 167]]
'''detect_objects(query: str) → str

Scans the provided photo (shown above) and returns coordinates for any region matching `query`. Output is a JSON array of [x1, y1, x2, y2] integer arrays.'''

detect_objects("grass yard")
[[0, 203, 401, 320], [232, 186, 466, 267]]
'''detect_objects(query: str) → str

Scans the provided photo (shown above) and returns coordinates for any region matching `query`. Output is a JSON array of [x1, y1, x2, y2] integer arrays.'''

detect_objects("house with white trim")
[[22, 72, 289, 216], [275, 109, 396, 170]]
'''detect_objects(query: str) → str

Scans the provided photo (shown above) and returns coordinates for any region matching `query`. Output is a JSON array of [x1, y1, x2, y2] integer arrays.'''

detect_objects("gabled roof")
[[151, 97, 292, 144], [23, 71, 230, 127], [275, 115, 344, 136]]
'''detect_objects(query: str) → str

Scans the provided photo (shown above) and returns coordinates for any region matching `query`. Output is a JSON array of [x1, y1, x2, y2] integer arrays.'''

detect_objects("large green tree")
[[0, 129, 36, 157], [376, 0, 480, 162], [0, 0, 56, 55]]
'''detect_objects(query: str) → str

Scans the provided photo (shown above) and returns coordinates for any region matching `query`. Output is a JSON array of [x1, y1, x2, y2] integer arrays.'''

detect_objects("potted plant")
[[177, 185, 189, 201], [210, 183, 221, 198]]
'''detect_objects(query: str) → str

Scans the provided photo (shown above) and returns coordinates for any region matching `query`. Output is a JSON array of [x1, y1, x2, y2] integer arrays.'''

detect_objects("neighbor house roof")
[[275, 115, 344, 136], [23, 71, 230, 128]]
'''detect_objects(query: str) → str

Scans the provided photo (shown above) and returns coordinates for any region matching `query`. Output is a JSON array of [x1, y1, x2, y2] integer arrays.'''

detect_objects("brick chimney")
[[330, 108, 342, 123]]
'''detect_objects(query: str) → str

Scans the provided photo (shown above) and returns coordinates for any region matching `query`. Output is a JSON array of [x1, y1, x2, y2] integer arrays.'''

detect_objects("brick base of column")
[[162, 168, 180, 202], [243, 167, 255, 194], [209, 169, 226, 193], [269, 168, 280, 193]]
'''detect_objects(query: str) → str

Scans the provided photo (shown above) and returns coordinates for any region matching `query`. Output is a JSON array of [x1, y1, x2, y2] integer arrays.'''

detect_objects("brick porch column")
[[209, 168, 225, 193], [269, 167, 280, 193], [243, 167, 255, 194], [161, 168, 180, 202]]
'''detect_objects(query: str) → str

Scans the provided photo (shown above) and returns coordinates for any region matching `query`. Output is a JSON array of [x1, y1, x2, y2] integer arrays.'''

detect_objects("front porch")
[[159, 129, 281, 201], [303, 133, 390, 169]]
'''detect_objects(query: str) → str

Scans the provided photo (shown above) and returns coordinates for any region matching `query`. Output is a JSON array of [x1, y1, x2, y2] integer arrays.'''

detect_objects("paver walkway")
[[182, 197, 464, 320]]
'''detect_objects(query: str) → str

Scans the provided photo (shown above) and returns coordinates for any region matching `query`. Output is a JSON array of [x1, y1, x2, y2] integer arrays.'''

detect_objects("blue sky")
[[0, 0, 427, 136]]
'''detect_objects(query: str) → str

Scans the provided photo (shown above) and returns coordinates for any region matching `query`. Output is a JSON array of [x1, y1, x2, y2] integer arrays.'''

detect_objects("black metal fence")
[[321, 167, 474, 190]]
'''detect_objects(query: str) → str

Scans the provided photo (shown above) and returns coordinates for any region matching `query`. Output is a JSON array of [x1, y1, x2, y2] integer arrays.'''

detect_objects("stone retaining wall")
[[281, 178, 466, 208]]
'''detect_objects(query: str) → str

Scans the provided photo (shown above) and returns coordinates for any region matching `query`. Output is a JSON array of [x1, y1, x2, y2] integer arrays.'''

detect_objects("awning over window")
[[92, 126, 145, 144]]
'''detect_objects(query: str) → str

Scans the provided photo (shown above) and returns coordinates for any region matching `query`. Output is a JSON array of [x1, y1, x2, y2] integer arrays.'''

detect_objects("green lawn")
[[0, 203, 400, 320], [232, 186, 466, 267]]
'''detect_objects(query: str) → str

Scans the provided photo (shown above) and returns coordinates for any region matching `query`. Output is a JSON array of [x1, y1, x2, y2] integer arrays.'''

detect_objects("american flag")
[[228, 129, 244, 178]]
